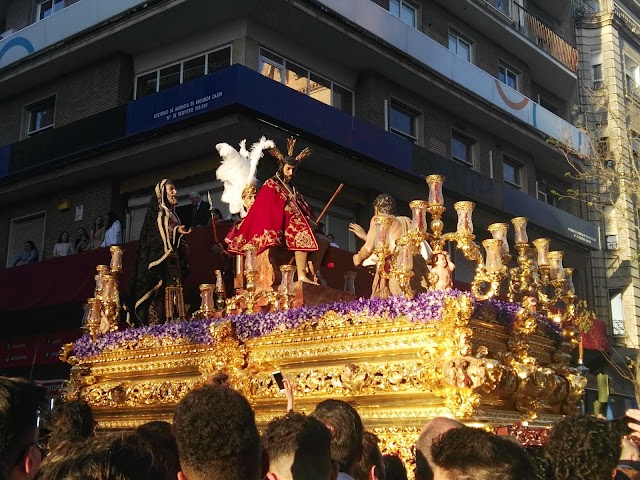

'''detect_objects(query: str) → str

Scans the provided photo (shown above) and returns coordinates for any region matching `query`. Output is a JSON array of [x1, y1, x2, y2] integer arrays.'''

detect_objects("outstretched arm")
[[353, 217, 377, 266], [349, 222, 367, 241], [283, 378, 294, 412]]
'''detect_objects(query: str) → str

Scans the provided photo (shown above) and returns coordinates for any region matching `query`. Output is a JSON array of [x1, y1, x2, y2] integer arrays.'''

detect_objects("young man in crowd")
[[545, 414, 621, 480], [312, 399, 364, 480], [262, 411, 336, 480], [354, 432, 386, 480], [173, 384, 266, 480], [430, 426, 537, 480], [414, 417, 463, 480], [0, 377, 45, 480]]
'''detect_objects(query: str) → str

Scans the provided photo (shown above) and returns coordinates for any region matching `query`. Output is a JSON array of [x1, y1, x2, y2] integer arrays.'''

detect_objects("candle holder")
[[389, 236, 415, 298], [226, 244, 279, 314], [277, 265, 296, 310], [488, 223, 511, 264], [471, 239, 507, 300], [109, 246, 123, 273]]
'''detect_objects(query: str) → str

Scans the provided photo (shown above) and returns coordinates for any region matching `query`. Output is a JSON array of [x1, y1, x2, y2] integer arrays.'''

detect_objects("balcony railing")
[[614, 5, 640, 35], [475, 0, 578, 72]]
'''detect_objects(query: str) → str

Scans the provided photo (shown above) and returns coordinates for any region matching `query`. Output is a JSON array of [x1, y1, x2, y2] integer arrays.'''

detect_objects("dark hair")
[[383, 454, 407, 480], [431, 426, 537, 480], [312, 399, 364, 473], [415, 417, 464, 480], [106, 211, 119, 229], [93, 216, 103, 228], [373, 194, 396, 215], [173, 385, 261, 480], [135, 421, 181, 479], [263, 411, 332, 480], [37, 432, 170, 480], [354, 432, 386, 480], [24, 241, 37, 251], [213, 208, 223, 218], [0, 377, 45, 467], [544, 415, 621, 480], [77, 228, 88, 238], [45, 400, 94, 452], [58, 231, 69, 243]]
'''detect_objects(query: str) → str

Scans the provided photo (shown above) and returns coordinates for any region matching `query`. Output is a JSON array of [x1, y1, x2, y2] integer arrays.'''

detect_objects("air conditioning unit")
[[0, 29, 15, 40]]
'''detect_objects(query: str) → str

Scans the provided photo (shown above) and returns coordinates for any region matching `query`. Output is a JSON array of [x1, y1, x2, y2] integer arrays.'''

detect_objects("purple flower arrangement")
[[71, 290, 562, 360]]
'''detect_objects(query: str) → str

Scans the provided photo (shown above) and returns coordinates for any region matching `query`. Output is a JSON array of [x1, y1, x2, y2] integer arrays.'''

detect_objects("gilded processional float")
[[60, 138, 592, 468]]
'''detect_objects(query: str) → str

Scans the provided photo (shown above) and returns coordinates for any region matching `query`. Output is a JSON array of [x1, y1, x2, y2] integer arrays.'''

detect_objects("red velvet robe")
[[225, 176, 318, 255]]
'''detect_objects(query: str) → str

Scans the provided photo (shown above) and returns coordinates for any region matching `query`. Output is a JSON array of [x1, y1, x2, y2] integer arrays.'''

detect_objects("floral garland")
[[72, 290, 562, 360]]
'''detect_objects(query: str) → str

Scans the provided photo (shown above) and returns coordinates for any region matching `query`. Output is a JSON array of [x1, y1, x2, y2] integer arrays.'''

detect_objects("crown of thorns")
[[268, 137, 312, 165]]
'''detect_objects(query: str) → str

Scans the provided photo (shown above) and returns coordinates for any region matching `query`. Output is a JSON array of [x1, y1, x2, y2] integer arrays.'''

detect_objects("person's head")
[[135, 421, 181, 479], [242, 185, 258, 212], [430, 426, 536, 480], [37, 432, 170, 480], [545, 414, 621, 480], [328, 234, 335, 242], [373, 194, 396, 216], [189, 192, 201, 205], [106, 211, 119, 228], [154, 179, 178, 210], [263, 411, 333, 480], [93, 216, 103, 228], [354, 432, 385, 480], [383, 455, 407, 480], [76, 228, 88, 238], [173, 384, 262, 480], [270, 137, 311, 183], [213, 208, 223, 220], [621, 438, 640, 462], [44, 400, 94, 453], [414, 417, 463, 480], [311, 399, 364, 475], [58, 231, 68, 243], [0, 377, 46, 480], [24, 241, 36, 252]]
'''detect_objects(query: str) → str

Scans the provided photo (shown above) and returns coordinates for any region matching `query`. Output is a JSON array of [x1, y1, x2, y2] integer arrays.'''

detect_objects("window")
[[538, 95, 559, 116], [36, 0, 65, 21], [451, 131, 474, 166], [503, 156, 522, 188], [591, 50, 603, 89], [7, 212, 46, 267], [624, 55, 640, 97], [388, 101, 418, 143], [258, 48, 354, 115], [603, 205, 618, 250], [134, 45, 231, 99], [449, 32, 472, 62], [390, 0, 417, 28], [536, 180, 556, 206], [610, 289, 625, 336], [26, 96, 55, 137], [498, 62, 519, 91]]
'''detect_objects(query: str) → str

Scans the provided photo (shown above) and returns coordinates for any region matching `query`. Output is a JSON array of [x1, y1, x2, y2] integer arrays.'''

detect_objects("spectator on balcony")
[[189, 191, 211, 228], [327, 233, 340, 248], [12, 241, 39, 266], [74, 228, 91, 253], [52, 231, 74, 257], [100, 211, 122, 248], [89, 216, 105, 250]]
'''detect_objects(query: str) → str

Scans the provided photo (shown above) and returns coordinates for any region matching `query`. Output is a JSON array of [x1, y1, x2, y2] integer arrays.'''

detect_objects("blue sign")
[[0, 37, 35, 66], [126, 65, 413, 173]]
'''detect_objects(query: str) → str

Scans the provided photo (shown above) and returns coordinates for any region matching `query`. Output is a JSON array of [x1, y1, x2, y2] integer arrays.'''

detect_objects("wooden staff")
[[316, 183, 344, 224], [207, 191, 219, 244]]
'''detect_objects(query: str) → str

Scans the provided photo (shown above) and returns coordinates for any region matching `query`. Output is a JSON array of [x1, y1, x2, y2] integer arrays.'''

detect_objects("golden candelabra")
[[225, 245, 296, 314], [377, 174, 581, 359], [85, 246, 123, 340]]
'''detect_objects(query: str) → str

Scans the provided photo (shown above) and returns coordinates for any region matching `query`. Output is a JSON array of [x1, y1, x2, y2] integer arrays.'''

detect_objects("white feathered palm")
[[215, 136, 274, 217]]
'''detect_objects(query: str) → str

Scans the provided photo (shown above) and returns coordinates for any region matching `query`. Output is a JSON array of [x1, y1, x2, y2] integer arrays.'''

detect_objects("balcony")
[[427, 0, 578, 98], [0, 0, 147, 71], [477, 0, 577, 72]]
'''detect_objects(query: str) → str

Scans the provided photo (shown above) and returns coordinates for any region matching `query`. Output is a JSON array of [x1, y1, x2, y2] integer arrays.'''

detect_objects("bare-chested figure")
[[351, 194, 429, 298]]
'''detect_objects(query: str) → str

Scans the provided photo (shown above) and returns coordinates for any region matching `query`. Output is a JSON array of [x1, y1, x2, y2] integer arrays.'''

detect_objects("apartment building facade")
[[575, 0, 640, 361], [0, 0, 600, 381]]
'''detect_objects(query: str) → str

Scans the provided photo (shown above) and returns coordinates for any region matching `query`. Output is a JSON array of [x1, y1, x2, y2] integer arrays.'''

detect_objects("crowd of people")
[[12, 212, 122, 267], [2, 375, 640, 480]]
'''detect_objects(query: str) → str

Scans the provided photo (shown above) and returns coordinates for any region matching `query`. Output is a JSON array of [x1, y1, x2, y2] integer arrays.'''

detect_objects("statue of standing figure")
[[351, 193, 431, 298]]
